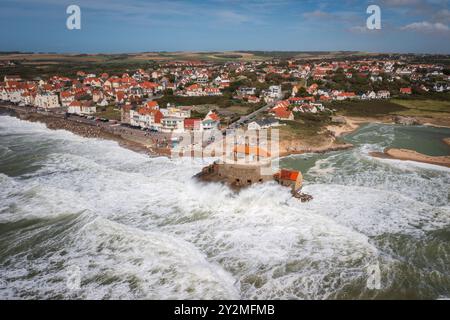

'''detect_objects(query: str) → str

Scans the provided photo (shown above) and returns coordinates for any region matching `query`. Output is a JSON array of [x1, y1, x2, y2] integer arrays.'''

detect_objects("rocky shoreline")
[[1, 105, 361, 161], [279, 142, 354, 157], [0, 105, 155, 155], [10, 105, 446, 163]]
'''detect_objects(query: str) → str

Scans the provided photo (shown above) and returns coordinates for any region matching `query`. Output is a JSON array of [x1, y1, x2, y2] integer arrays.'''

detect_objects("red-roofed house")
[[247, 96, 260, 103], [400, 87, 412, 95], [60, 91, 75, 107], [184, 118, 203, 131], [336, 92, 357, 101], [274, 169, 303, 193], [202, 110, 220, 130], [115, 91, 126, 104], [272, 108, 294, 120], [83, 77, 102, 87], [186, 84, 203, 96], [204, 110, 220, 122], [140, 81, 159, 95], [307, 83, 318, 95], [68, 101, 96, 115], [130, 107, 163, 129], [271, 100, 290, 111], [145, 100, 159, 110], [204, 87, 222, 96]]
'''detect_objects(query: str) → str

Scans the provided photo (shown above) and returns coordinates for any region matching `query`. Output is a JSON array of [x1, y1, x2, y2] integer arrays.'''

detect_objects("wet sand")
[[444, 138, 450, 147], [370, 148, 450, 168]]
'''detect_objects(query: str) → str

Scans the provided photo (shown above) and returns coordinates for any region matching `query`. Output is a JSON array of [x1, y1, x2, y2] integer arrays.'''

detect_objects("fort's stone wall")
[[201, 162, 273, 187]]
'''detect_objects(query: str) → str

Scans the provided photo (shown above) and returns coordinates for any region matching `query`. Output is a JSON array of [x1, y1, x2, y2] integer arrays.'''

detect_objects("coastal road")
[[229, 89, 289, 129], [229, 100, 277, 129], [67, 114, 170, 142]]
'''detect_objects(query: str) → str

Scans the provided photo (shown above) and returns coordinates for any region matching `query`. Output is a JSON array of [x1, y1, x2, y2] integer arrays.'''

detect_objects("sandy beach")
[[444, 137, 450, 147], [370, 148, 450, 168], [327, 117, 360, 138]]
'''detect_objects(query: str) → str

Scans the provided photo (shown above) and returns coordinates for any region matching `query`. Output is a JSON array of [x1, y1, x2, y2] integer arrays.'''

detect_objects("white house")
[[377, 90, 391, 99], [202, 111, 220, 130], [268, 85, 283, 99], [433, 83, 448, 92], [20, 92, 35, 106], [161, 106, 191, 119], [238, 87, 257, 96], [130, 107, 163, 129], [247, 118, 279, 130], [97, 99, 109, 107], [68, 101, 97, 115], [8, 89, 22, 103], [204, 87, 222, 96], [35, 93, 60, 109], [361, 91, 377, 100], [161, 117, 185, 133], [60, 91, 75, 107]]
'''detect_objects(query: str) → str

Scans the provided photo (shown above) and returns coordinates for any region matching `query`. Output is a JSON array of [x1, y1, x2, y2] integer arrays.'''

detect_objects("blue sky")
[[1, 0, 450, 53]]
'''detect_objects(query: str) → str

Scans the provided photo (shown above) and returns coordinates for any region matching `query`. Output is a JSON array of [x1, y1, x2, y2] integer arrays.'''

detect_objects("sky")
[[1, 0, 450, 54]]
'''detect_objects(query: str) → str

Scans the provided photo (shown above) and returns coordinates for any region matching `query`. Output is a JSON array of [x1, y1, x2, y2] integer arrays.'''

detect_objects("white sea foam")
[[372, 156, 450, 173], [0, 115, 449, 299]]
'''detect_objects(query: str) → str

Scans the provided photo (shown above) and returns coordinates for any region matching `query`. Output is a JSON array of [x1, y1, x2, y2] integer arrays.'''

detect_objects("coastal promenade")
[[0, 103, 172, 156]]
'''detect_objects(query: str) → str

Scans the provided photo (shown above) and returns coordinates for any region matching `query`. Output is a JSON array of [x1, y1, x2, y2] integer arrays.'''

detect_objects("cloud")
[[380, 0, 422, 6], [215, 10, 252, 24], [304, 10, 334, 19], [302, 9, 360, 24], [401, 21, 450, 33], [433, 9, 450, 23], [348, 26, 371, 33]]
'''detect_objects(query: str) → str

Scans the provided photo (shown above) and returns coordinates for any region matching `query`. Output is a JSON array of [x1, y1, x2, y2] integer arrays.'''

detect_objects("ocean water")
[[0, 115, 449, 300]]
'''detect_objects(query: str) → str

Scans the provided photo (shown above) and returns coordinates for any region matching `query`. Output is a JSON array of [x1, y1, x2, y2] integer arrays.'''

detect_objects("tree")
[[295, 87, 308, 97], [163, 89, 173, 96]]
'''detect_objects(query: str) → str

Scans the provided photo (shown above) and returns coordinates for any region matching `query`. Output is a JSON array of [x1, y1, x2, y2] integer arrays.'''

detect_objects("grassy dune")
[[331, 96, 450, 127], [391, 98, 450, 116], [333, 100, 408, 117]]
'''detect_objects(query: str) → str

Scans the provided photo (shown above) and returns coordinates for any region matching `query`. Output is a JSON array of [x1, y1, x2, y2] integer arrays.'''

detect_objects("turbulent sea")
[[0, 114, 449, 299]]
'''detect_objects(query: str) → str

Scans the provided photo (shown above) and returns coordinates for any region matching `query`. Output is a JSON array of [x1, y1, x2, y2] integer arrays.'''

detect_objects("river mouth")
[[1, 116, 449, 299]]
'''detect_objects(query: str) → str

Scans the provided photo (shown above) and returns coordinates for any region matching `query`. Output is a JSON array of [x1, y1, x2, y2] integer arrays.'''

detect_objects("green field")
[[391, 98, 450, 116], [332, 100, 408, 117], [279, 113, 334, 146], [95, 106, 121, 121], [155, 95, 234, 108], [0, 50, 382, 80]]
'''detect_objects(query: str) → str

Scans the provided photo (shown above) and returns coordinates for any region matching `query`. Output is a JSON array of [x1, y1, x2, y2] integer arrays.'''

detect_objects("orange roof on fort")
[[275, 169, 300, 181], [233, 145, 271, 157]]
